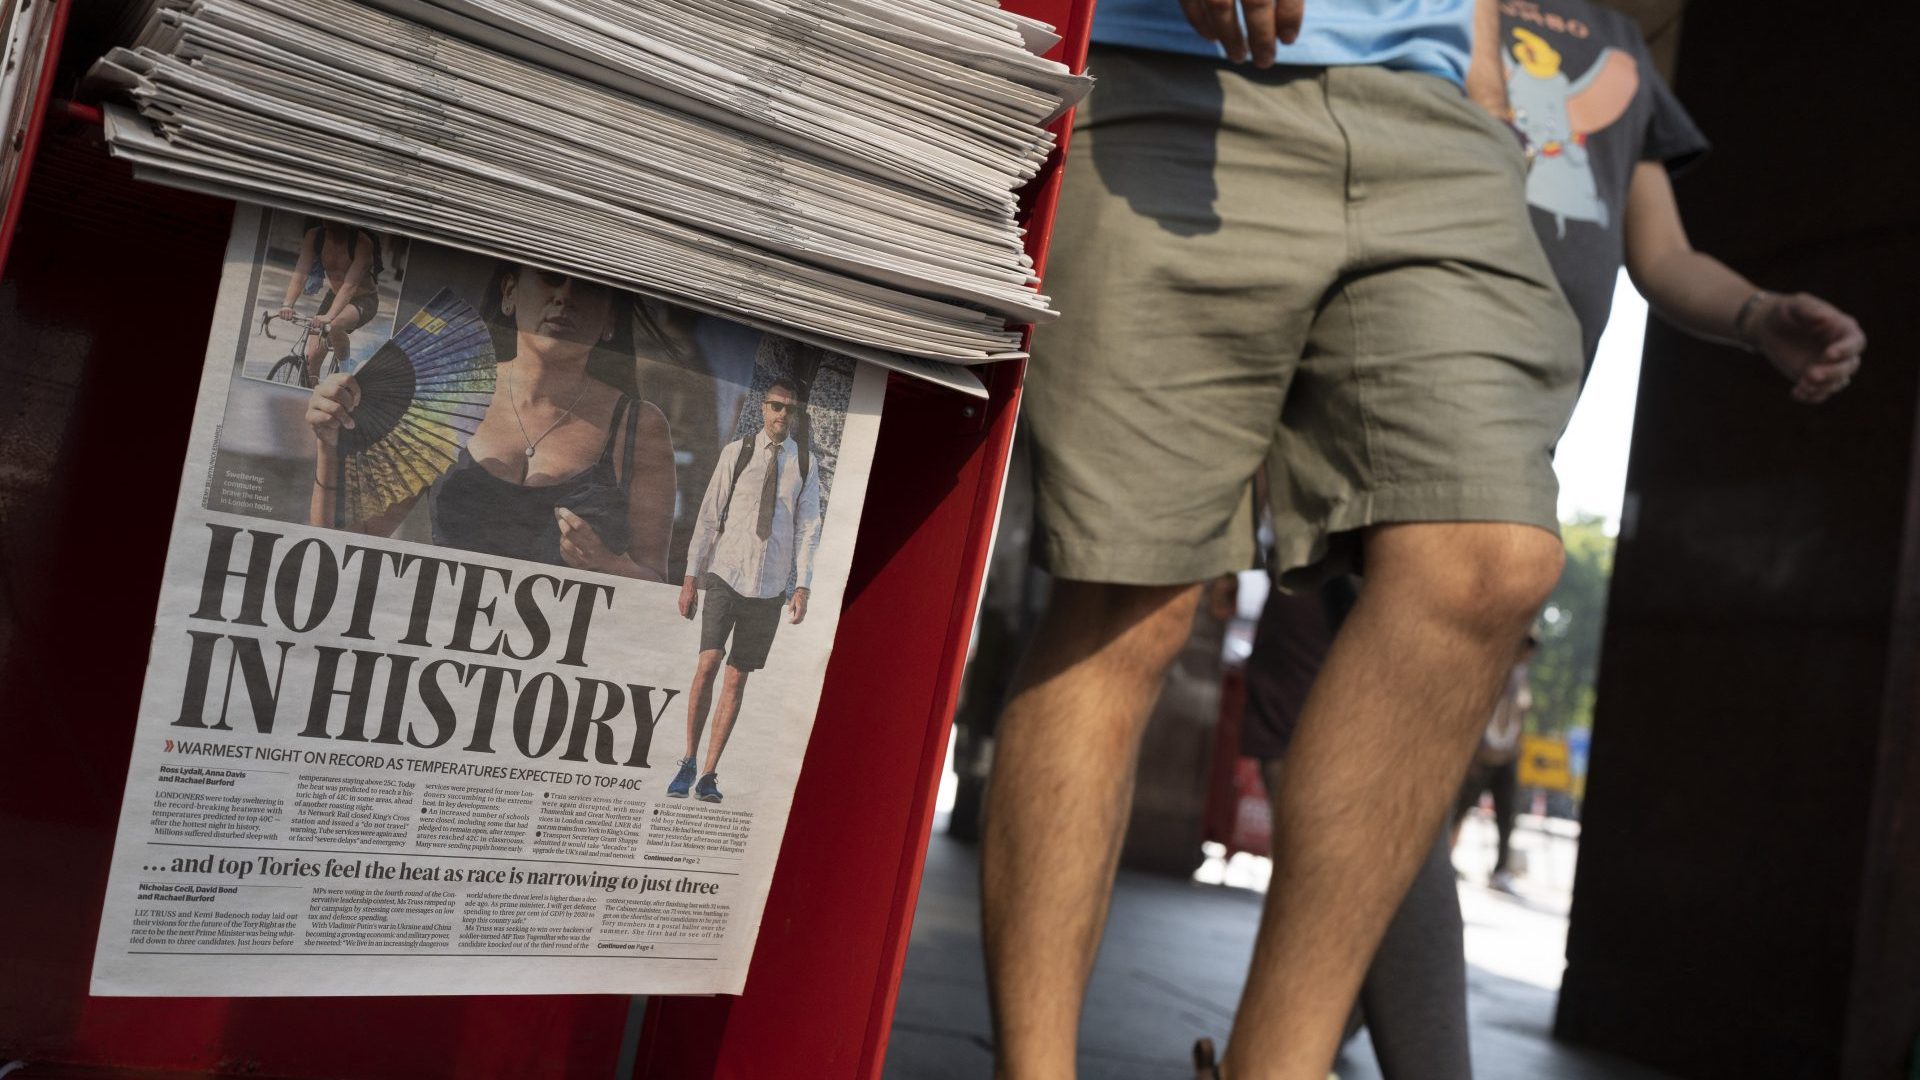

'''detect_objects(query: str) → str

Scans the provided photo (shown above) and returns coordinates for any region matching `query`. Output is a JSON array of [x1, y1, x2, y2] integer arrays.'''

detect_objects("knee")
[[1468, 529, 1564, 625], [693, 650, 723, 685], [1370, 523, 1563, 641], [722, 666, 750, 693]]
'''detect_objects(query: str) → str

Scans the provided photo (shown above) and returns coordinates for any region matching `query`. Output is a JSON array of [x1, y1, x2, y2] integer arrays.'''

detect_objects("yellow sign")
[[1518, 735, 1573, 792]]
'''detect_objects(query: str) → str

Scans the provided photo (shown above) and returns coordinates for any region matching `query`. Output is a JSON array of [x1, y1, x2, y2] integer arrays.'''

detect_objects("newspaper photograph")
[[91, 203, 885, 997]]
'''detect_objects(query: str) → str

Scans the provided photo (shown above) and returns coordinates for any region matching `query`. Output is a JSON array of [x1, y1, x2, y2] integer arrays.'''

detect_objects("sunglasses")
[[764, 400, 795, 414]]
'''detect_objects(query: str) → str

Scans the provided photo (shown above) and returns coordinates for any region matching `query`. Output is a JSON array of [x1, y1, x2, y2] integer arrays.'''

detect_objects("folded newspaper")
[[90, 0, 1091, 395], [93, 203, 896, 997]]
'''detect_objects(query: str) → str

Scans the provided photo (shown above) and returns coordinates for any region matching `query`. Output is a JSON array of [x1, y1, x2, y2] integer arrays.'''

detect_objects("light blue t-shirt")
[[1091, 0, 1476, 86]]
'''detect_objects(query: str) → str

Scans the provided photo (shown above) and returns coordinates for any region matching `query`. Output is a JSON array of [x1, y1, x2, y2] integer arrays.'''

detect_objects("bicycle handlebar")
[[261, 308, 324, 340]]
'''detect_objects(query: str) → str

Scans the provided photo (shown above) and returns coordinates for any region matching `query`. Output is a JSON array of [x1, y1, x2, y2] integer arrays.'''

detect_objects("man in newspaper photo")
[[670, 379, 823, 804]]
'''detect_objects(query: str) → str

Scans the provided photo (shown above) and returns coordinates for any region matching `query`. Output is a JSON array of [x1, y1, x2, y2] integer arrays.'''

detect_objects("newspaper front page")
[[91, 204, 885, 996]]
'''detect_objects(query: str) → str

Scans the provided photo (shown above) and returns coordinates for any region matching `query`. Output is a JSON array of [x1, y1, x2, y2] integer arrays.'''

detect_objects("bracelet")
[[1733, 289, 1776, 352]]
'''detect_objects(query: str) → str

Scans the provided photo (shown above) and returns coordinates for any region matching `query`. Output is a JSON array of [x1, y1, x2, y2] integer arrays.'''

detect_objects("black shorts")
[[699, 573, 783, 672], [320, 286, 380, 327]]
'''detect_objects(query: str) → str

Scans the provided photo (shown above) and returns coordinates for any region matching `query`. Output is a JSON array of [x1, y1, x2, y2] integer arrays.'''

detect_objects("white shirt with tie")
[[687, 431, 823, 600]]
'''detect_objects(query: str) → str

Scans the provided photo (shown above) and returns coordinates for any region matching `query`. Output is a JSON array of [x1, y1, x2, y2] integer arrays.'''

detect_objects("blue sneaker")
[[694, 772, 723, 803], [666, 757, 696, 798]]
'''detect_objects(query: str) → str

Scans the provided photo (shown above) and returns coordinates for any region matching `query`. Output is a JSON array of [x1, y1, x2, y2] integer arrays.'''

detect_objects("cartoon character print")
[[1506, 27, 1639, 237]]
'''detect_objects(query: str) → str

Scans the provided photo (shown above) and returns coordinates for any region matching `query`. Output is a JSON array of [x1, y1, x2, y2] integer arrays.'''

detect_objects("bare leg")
[[982, 579, 1202, 1080], [1261, 760, 1470, 1080], [1224, 523, 1561, 1080], [682, 648, 724, 761], [304, 332, 328, 383], [310, 302, 364, 381], [700, 665, 751, 775], [325, 327, 352, 372]]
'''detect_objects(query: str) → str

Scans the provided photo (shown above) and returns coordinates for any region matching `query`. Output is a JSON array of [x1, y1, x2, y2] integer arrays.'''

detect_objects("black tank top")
[[431, 394, 641, 566]]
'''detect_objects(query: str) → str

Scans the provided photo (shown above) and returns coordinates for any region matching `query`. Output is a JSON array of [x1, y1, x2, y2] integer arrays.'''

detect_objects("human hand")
[[1746, 292, 1866, 405], [306, 372, 360, 447], [678, 577, 699, 620], [555, 507, 618, 573], [278, 305, 296, 323], [1178, 0, 1304, 66], [788, 587, 809, 625], [311, 312, 335, 332]]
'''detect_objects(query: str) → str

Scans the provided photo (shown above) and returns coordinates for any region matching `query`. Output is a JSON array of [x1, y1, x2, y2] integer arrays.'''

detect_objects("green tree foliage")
[[1528, 515, 1615, 737]]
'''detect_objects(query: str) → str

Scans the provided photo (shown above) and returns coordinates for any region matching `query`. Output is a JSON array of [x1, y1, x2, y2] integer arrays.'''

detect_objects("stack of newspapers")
[[90, 0, 1088, 380]]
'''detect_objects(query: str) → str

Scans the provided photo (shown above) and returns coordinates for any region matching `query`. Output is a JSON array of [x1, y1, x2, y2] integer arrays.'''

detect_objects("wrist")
[[1733, 289, 1778, 353]]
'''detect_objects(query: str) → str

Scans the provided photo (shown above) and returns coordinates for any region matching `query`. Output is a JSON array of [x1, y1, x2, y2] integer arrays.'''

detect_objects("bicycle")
[[261, 308, 340, 388]]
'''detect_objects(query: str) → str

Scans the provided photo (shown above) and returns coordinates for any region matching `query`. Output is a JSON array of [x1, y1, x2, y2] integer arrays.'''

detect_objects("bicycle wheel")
[[266, 354, 308, 387]]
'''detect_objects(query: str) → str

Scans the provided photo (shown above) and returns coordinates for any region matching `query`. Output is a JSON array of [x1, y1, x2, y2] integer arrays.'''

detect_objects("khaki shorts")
[[1026, 46, 1582, 587]]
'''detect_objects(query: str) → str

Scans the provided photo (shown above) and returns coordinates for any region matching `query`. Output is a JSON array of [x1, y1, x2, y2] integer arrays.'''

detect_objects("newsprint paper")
[[91, 205, 884, 996]]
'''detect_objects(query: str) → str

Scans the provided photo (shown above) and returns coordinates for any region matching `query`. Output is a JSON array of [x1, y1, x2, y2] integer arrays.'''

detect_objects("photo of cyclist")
[[278, 219, 384, 383], [305, 262, 679, 581]]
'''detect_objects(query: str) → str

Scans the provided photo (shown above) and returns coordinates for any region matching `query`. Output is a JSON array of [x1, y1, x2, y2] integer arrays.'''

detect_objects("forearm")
[[1633, 247, 1760, 348], [1465, 0, 1509, 118], [286, 236, 316, 308], [1623, 161, 1765, 349], [310, 446, 340, 526], [327, 255, 375, 318]]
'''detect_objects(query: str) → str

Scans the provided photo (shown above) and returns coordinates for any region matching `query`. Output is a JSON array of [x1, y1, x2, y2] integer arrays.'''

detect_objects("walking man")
[[670, 378, 821, 804], [982, 2, 1587, 1077]]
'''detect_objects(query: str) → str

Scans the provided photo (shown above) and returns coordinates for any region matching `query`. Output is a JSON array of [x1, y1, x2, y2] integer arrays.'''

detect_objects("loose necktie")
[[756, 442, 782, 540]]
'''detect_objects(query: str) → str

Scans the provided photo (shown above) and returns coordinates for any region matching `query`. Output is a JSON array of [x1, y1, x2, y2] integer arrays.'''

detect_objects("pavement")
[[883, 812, 1675, 1080]]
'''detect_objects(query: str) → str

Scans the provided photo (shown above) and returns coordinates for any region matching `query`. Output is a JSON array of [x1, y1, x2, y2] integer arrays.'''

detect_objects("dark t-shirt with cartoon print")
[[1500, 0, 1709, 369]]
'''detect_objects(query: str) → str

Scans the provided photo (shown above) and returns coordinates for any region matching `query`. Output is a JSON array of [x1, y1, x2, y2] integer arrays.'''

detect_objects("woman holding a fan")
[[305, 264, 677, 581]]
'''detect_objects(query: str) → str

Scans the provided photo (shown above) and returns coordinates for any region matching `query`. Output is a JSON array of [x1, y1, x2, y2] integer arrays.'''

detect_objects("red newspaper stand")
[[0, 3, 1092, 1076]]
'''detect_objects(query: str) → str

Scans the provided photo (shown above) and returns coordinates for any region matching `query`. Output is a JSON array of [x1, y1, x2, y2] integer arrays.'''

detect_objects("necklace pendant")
[[525, 447, 536, 459]]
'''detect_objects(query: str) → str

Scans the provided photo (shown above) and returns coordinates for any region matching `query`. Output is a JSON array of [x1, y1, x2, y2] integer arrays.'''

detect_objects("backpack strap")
[[715, 435, 758, 535], [790, 439, 809, 576]]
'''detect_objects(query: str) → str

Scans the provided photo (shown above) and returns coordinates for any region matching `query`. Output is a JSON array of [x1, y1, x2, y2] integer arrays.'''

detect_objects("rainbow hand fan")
[[335, 289, 495, 528]]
